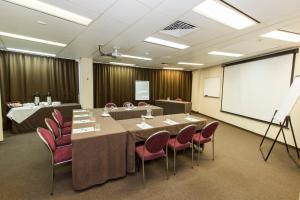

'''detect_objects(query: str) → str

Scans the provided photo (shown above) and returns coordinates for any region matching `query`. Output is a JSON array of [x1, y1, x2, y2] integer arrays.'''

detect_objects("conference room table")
[[155, 99, 192, 115], [117, 113, 207, 173]]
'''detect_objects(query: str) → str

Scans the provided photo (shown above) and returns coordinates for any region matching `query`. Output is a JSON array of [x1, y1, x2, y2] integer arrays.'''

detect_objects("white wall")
[[0, 91, 3, 141], [192, 50, 300, 147], [79, 58, 94, 109]]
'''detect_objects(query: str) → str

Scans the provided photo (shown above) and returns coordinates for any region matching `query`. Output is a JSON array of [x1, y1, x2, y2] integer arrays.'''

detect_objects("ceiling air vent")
[[160, 20, 197, 37]]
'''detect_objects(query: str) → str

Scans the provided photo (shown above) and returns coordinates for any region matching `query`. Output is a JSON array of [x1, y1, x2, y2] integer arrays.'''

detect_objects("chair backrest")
[[177, 124, 196, 144], [105, 102, 117, 108], [145, 131, 170, 153], [37, 127, 56, 152], [123, 102, 133, 107], [53, 109, 63, 127], [201, 121, 219, 138], [45, 118, 61, 138], [138, 101, 147, 106], [175, 98, 182, 101]]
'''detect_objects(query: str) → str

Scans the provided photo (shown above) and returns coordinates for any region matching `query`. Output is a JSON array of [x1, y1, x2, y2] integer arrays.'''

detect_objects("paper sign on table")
[[185, 116, 199, 122], [163, 119, 179, 125], [73, 109, 88, 113], [73, 119, 95, 124], [74, 114, 89, 118], [101, 113, 111, 117], [136, 122, 153, 129], [73, 127, 95, 134]]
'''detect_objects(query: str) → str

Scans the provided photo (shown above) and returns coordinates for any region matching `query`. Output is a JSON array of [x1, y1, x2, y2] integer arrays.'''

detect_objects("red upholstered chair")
[[123, 102, 134, 107], [53, 109, 72, 128], [52, 112, 71, 135], [135, 131, 170, 184], [45, 118, 71, 147], [175, 98, 182, 101], [138, 101, 147, 106], [168, 125, 196, 175], [36, 127, 72, 195], [193, 121, 219, 164], [105, 102, 117, 109]]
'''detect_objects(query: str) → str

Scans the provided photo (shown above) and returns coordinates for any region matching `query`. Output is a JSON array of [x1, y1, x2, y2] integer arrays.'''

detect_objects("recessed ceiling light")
[[178, 62, 204, 66], [144, 36, 189, 49], [0, 31, 66, 47], [7, 48, 56, 57], [109, 62, 135, 67], [193, 0, 258, 30], [163, 67, 185, 70], [261, 30, 300, 43], [4, 0, 92, 26], [121, 54, 152, 61], [208, 51, 243, 57]]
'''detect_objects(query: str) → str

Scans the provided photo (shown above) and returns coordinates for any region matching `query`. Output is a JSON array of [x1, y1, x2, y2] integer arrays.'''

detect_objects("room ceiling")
[[0, 0, 300, 70]]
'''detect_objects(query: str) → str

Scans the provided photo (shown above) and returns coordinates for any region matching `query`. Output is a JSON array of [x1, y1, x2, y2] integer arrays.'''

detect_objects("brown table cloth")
[[155, 100, 192, 115], [11, 103, 81, 133], [102, 105, 163, 120], [117, 113, 207, 173], [71, 109, 127, 190]]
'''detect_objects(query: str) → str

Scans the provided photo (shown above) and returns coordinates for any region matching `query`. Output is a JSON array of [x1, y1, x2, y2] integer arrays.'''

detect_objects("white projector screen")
[[135, 81, 150, 100], [221, 52, 296, 123]]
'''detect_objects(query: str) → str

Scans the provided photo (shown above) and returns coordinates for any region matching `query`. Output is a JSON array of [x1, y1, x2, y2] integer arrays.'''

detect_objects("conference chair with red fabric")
[[104, 102, 117, 109], [53, 109, 72, 128], [135, 131, 170, 184], [123, 102, 134, 107], [52, 112, 71, 135], [37, 127, 72, 195], [168, 125, 196, 175], [192, 121, 219, 164], [45, 118, 71, 147], [138, 101, 147, 106]]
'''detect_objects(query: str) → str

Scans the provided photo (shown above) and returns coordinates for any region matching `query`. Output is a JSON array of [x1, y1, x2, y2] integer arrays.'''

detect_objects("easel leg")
[[264, 124, 284, 161]]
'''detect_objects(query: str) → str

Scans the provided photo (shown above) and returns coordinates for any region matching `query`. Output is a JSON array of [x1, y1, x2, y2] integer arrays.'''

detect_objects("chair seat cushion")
[[135, 145, 165, 161], [168, 138, 191, 151], [193, 133, 211, 144], [54, 145, 72, 164], [56, 135, 71, 146], [61, 126, 71, 135], [63, 121, 72, 128]]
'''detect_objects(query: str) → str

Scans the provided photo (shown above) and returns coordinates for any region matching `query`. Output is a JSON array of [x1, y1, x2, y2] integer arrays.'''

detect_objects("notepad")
[[73, 119, 95, 124], [163, 119, 179, 125], [136, 122, 153, 129], [185, 116, 199, 122], [73, 109, 88, 113], [74, 114, 89, 118], [73, 127, 95, 134]]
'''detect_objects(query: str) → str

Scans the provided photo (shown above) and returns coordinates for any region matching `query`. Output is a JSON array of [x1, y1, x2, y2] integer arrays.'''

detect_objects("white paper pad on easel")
[[73, 127, 95, 134], [163, 119, 179, 125], [185, 116, 199, 122], [74, 114, 89, 118], [73, 119, 95, 124], [136, 122, 153, 129]]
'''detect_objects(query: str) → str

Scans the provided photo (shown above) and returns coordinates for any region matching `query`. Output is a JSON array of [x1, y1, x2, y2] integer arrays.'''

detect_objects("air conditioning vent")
[[160, 20, 197, 37]]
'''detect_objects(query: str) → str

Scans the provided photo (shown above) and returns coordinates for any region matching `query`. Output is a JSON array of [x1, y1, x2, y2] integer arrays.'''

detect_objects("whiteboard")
[[274, 76, 300, 123], [222, 53, 294, 123], [135, 81, 149, 100], [204, 77, 221, 97]]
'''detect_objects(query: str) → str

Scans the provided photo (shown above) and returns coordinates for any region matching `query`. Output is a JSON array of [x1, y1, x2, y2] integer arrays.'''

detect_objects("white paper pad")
[[185, 116, 200, 122], [73, 127, 95, 134], [74, 114, 89, 118], [73, 109, 88, 113], [101, 113, 111, 117], [144, 115, 154, 119], [136, 122, 153, 129], [163, 119, 179, 125], [73, 119, 95, 124]]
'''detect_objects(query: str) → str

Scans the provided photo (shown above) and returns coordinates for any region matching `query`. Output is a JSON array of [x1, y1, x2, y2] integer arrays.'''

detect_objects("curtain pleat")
[[93, 63, 192, 107], [0, 51, 79, 130]]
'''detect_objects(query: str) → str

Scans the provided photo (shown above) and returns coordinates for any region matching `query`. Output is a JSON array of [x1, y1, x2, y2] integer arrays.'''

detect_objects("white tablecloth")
[[7, 102, 61, 124]]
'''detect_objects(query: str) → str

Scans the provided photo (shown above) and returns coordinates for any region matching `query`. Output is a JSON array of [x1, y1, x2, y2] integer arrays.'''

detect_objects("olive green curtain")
[[0, 51, 79, 129], [93, 63, 192, 107]]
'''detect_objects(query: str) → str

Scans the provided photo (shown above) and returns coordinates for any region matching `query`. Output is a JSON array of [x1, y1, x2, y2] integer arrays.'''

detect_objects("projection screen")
[[221, 51, 297, 123]]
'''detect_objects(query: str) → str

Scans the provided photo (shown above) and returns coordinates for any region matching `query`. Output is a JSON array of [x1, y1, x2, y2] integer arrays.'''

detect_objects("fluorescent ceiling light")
[[144, 36, 189, 49], [208, 51, 243, 57], [0, 31, 66, 47], [178, 62, 204, 66], [261, 30, 300, 43], [121, 54, 152, 61], [7, 48, 56, 57], [109, 62, 135, 67], [193, 0, 257, 30], [4, 0, 92, 26], [163, 67, 185, 71]]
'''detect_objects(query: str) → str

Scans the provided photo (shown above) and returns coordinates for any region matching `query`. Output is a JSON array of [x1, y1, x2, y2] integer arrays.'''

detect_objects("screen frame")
[[135, 80, 150, 101]]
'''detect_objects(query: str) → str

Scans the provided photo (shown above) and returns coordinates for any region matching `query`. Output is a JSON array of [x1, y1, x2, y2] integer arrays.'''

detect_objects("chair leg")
[[212, 139, 215, 161], [198, 144, 200, 166], [51, 166, 54, 195], [173, 150, 176, 175], [166, 148, 169, 180], [191, 144, 194, 168], [142, 158, 145, 185]]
